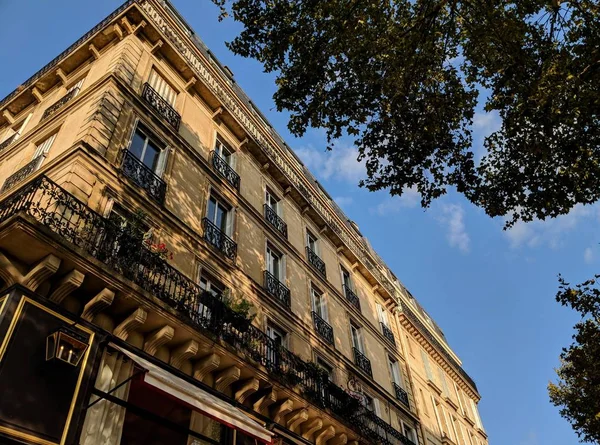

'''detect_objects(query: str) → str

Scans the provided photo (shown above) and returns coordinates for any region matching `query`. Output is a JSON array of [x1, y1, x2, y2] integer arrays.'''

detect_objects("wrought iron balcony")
[[41, 87, 79, 121], [343, 284, 361, 311], [353, 347, 373, 378], [312, 311, 334, 345], [264, 270, 291, 308], [393, 382, 410, 409], [202, 217, 237, 260], [381, 322, 396, 345], [306, 246, 326, 278], [0, 133, 18, 153], [210, 151, 240, 190], [121, 150, 167, 204], [141, 82, 181, 130], [0, 176, 412, 445], [0, 155, 45, 194], [263, 204, 287, 238]]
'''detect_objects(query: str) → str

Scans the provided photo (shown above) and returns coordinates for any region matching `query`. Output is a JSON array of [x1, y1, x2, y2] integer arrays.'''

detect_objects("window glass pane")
[[129, 129, 146, 160], [207, 197, 217, 222], [143, 138, 161, 171], [216, 203, 227, 232]]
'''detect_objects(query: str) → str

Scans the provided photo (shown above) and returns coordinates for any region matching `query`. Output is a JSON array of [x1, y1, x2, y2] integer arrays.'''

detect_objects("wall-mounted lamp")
[[46, 325, 89, 367]]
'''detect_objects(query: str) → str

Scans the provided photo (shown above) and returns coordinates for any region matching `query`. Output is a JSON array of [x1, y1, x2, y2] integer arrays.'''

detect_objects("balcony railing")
[[141, 82, 181, 130], [312, 311, 334, 345], [381, 323, 396, 345], [41, 87, 79, 121], [0, 176, 414, 445], [306, 246, 326, 278], [0, 133, 18, 153], [263, 204, 287, 238], [343, 284, 361, 311], [353, 347, 373, 378], [202, 217, 237, 260], [263, 270, 291, 308], [210, 151, 240, 190], [1, 155, 45, 194], [393, 383, 410, 409], [121, 150, 167, 205]]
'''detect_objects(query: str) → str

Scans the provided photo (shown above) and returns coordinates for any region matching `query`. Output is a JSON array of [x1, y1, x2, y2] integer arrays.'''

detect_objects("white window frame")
[[377, 302, 391, 328], [32, 133, 57, 160], [266, 321, 288, 348], [128, 121, 169, 177], [388, 356, 403, 387], [350, 321, 364, 353], [215, 136, 235, 168], [306, 230, 319, 254], [266, 242, 285, 281], [310, 285, 328, 321], [265, 188, 281, 215], [206, 192, 234, 237], [401, 422, 417, 443], [420, 349, 434, 382]]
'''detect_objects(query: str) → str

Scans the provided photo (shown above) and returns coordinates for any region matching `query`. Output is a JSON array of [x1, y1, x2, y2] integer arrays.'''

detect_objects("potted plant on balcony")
[[223, 294, 256, 332]]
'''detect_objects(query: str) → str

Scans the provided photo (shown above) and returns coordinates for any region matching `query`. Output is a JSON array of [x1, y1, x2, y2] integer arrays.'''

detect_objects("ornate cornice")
[[399, 303, 479, 397]]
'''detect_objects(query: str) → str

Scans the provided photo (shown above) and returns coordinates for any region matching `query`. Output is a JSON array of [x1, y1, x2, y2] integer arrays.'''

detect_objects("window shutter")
[[32, 133, 57, 159], [321, 296, 329, 321], [421, 350, 433, 381], [67, 78, 85, 96], [13, 113, 33, 142], [149, 69, 177, 107], [155, 147, 169, 177], [225, 207, 235, 238], [373, 398, 382, 417], [281, 254, 287, 282]]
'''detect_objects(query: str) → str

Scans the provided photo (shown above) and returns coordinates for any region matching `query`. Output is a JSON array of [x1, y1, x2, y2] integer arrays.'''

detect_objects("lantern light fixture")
[[46, 325, 89, 367]]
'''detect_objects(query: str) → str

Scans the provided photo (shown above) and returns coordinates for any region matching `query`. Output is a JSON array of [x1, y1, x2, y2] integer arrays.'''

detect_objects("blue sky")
[[0, 2, 595, 444]]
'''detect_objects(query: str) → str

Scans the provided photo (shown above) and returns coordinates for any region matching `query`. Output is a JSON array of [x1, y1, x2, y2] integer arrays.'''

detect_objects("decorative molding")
[[193, 353, 220, 382], [143, 325, 174, 356], [114, 307, 147, 340], [81, 288, 115, 321], [170, 339, 198, 369], [49, 269, 85, 304], [215, 365, 240, 392]]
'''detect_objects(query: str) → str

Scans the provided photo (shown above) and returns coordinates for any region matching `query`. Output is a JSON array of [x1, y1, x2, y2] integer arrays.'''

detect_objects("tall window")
[[316, 356, 334, 382], [341, 267, 352, 288], [402, 423, 417, 443], [32, 133, 57, 160], [1, 112, 32, 146], [266, 322, 287, 347], [419, 388, 429, 416], [266, 244, 283, 281], [206, 194, 232, 236], [310, 286, 328, 320], [438, 367, 450, 397], [350, 322, 364, 353], [363, 394, 381, 417], [128, 124, 167, 175], [67, 77, 85, 96], [388, 356, 402, 387], [377, 303, 391, 328], [306, 230, 318, 253], [198, 271, 225, 298], [148, 69, 177, 107], [265, 188, 280, 214], [215, 138, 234, 166]]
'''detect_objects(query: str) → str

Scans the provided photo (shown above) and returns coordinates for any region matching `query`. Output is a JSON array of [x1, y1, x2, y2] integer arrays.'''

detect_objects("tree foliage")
[[212, 0, 600, 226], [549, 274, 600, 443]]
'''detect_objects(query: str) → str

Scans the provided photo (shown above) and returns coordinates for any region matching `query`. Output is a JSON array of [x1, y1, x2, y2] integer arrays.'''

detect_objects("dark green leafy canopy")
[[212, 0, 600, 226], [549, 275, 600, 443]]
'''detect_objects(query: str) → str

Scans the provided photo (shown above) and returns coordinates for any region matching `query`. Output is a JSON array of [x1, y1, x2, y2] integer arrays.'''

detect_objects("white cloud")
[[520, 430, 538, 445], [372, 186, 420, 215], [472, 110, 502, 160], [584, 247, 594, 264], [437, 204, 470, 253], [295, 144, 365, 183], [334, 196, 353, 209], [504, 204, 596, 249]]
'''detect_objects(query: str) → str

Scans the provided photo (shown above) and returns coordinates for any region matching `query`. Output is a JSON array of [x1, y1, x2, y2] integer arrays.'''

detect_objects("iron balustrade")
[[312, 311, 334, 345], [381, 323, 396, 346], [210, 151, 240, 190], [121, 150, 167, 204], [0, 176, 413, 445], [343, 284, 361, 311], [41, 88, 79, 121], [263, 204, 287, 238], [0, 133, 18, 153], [141, 82, 181, 131], [263, 270, 291, 308], [353, 347, 373, 378], [1, 155, 45, 194], [306, 246, 326, 278], [202, 217, 237, 260], [393, 383, 410, 409]]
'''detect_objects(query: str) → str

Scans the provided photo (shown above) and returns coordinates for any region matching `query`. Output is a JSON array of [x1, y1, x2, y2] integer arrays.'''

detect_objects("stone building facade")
[[0, 1, 488, 444]]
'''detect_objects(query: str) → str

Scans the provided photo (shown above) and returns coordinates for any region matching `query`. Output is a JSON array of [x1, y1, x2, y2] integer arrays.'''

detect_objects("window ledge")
[[444, 396, 459, 410], [427, 378, 442, 395]]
